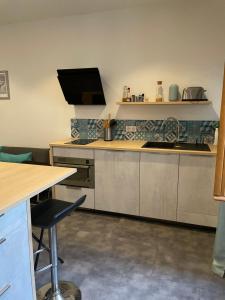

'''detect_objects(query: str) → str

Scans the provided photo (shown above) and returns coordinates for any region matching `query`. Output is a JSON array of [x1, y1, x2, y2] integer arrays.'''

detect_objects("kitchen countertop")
[[50, 139, 217, 156], [0, 162, 76, 213]]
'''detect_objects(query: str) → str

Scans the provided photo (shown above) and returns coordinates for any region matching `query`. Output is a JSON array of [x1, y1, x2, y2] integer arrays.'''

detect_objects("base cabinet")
[[50, 146, 218, 227], [177, 155, 218, 227], [95, 150, 140, 215], [140, 153, 179, 221], [54, 185, 94, 209], [0, 201, 34, 300]]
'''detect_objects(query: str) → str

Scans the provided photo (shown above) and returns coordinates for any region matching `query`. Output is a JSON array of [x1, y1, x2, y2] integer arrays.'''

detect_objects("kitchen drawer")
[[0, 210, 33, 299], [54, 184, 94, 209], [52, 147, 94, 159], [1, 272, 33, 300], [0, 201, 26, 237]]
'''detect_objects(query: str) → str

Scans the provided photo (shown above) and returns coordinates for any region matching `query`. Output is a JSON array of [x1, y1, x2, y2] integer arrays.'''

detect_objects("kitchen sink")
[[142, 142, 174, 149], [142, 141, 210, 152]]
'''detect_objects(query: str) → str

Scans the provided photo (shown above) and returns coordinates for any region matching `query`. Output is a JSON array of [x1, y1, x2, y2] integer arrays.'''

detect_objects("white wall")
[[0, 0, 224, 147]]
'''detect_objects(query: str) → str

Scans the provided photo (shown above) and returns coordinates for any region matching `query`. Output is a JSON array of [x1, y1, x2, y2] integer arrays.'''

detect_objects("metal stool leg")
[[33, 231, 64, 270], [37, 225, 81, 300], [34, 229, 44, 271], [49, 225, 60, 296]]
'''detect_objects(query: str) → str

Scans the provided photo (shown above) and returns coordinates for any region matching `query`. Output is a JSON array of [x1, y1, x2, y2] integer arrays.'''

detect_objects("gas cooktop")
[[65, 139, 97, 145]]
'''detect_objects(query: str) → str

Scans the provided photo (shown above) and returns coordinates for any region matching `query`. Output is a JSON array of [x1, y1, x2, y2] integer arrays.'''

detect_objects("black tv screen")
[[57, 68, 106, 105]]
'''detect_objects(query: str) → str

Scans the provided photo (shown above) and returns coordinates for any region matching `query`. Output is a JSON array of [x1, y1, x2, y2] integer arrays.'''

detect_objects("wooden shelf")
[[117, 101, 211, 105]]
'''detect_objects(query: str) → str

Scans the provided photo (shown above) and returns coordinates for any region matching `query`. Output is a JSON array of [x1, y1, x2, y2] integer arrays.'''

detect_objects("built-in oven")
[[53, 156, 94, 188]]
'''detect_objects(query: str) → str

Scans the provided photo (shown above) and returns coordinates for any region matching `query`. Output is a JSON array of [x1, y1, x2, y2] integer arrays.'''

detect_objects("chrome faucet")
[[160, 117, 180, 142]]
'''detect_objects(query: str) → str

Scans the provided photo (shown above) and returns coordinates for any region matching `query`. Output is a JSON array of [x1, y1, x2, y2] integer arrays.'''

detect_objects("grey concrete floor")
[[34, 211, 225, 300]]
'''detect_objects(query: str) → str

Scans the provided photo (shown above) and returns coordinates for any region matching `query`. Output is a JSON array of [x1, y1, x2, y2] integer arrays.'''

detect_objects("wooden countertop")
[[50, 139, 217, 156], [0, 162, 76, 213]]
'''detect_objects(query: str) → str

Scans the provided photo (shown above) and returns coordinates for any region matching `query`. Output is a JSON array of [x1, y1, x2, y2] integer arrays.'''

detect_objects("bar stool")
[[31, 195, 86, 300]]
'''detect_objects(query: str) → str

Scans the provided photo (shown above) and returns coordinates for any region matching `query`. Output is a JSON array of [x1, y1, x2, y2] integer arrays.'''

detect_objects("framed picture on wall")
[[0, 70, 10, 100]]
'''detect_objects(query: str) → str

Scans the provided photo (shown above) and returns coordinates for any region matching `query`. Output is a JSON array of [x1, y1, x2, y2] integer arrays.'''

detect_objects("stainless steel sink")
[[142, 141, 210, 152]]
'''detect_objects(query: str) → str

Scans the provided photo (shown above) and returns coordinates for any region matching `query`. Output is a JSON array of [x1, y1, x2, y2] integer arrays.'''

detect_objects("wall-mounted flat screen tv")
[[57, 68, 106, 105]]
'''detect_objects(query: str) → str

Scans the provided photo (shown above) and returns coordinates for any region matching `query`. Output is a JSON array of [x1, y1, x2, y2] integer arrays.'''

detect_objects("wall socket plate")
[[126, 126, 137, 132]]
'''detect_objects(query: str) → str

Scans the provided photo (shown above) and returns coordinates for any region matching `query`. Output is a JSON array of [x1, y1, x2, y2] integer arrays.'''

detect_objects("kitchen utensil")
[[109, 119, 116, 127], [104, 127, 112, 141], [103, 116, 116, 141], [182, 87, 207, 101], [169, 84, 179, 101]]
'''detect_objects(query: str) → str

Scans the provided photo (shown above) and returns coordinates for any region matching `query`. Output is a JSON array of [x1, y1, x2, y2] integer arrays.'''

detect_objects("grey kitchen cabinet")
[[95, 150, 140, 215], [50, 145, 218, 227], [53, 185, 94, 209], [140, 152, 179, 221], [177, 155, 218, 227], [51, 147, 94, 159]]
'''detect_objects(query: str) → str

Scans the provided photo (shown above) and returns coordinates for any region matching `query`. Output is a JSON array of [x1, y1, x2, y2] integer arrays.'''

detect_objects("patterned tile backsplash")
[[71, 119, 219, 143]]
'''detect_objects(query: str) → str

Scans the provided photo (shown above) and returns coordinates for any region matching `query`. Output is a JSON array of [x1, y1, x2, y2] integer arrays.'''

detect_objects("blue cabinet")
[[0, 201, 34, 300]]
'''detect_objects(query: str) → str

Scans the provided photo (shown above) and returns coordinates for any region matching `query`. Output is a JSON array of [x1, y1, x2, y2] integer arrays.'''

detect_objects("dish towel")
[[212, 202, 225, 277]]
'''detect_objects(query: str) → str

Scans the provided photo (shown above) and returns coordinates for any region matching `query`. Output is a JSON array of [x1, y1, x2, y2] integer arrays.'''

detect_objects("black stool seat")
[[31, 196, 85, 229]]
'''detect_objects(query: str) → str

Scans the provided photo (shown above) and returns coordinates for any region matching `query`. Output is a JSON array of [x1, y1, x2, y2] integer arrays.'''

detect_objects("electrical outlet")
[[126, 126, 137, 132]]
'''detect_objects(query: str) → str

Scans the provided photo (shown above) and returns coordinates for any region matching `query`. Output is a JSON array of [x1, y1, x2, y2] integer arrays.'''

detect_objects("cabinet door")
[[178, 155, 218, 227], [54, 185, 94, 209], [140, 153, 179, 221], [95, 150, 139, 215]]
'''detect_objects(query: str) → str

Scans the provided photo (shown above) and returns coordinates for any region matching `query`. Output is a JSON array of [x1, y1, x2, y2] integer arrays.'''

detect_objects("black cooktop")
[[65, 139, 97, 145]]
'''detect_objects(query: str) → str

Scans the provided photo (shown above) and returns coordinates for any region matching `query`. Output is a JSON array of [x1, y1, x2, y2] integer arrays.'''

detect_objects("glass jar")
[[156, 81, 164, 102]]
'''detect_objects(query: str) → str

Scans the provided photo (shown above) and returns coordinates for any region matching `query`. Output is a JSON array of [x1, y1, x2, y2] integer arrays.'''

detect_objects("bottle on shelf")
[[127, 87, 131, 102], [122, 86, 128, 102], [122, 86, 131, 102], [156, 81, 164, 102]]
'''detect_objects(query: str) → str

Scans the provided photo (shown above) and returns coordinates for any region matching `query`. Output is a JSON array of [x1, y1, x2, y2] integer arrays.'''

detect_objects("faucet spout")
[[161, 117, 180, 142]]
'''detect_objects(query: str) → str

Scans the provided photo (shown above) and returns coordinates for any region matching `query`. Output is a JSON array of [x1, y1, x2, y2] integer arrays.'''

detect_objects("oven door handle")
[[54, 163, 89, 169]]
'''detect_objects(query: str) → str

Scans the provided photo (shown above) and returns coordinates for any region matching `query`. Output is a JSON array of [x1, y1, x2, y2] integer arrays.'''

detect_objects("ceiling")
[[0, 0, 152, 26]]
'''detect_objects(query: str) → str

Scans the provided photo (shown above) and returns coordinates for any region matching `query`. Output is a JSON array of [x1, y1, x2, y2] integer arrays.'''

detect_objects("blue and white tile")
[[165, 132, 177, 142], [113, 131, 124, 140], [71, 127, 79, 138], [71, 118, 217, 143], [97, 129, 104, 139], [71, 118, 79, 128], [115, 120, 126, 131], [88, 129, 97, 139], [96, 119, 103, 130], [88, 119, 97, 130], [135, 132, 146, 140], [153, 133, 163, 142], [79, 119, 89, 130], [124, 132, 136, 140]]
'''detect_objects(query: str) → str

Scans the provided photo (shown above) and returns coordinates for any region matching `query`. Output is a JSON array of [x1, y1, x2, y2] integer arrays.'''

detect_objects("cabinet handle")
[[0, 284, 11, 296], [55, 163, 89, 169], [0, 238, 6, 245], [66, 186, 81, 190]]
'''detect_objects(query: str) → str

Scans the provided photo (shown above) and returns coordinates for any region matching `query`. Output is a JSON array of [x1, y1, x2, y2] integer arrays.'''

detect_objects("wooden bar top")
[[0, 162, 76, 213], [50, 139, 217, 156]]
